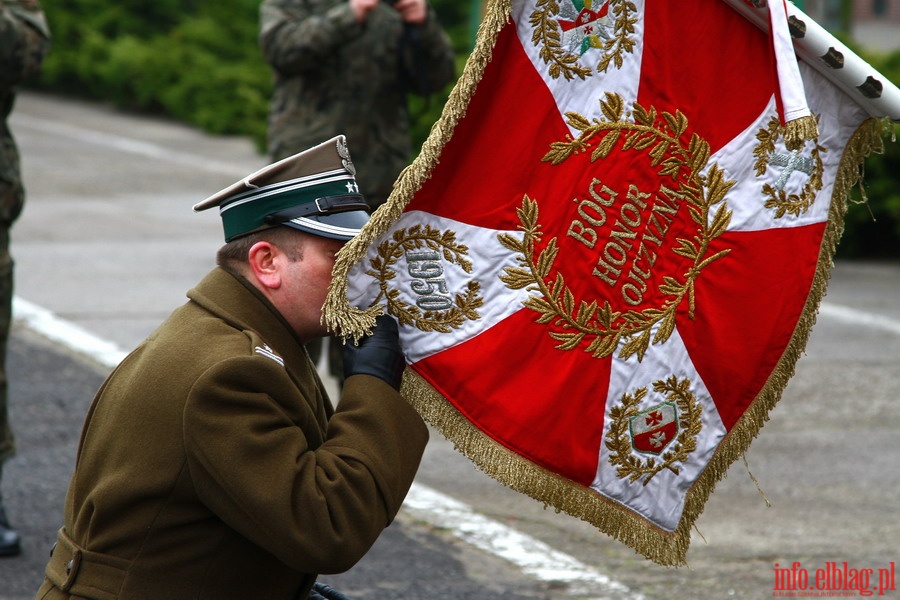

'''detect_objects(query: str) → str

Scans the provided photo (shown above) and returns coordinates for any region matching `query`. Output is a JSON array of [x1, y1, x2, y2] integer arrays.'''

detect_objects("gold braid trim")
[[783, 114, 821, 150], [324, 0, 514, 341], [401, 369, 692, 566], [402, 118, 887, 567]]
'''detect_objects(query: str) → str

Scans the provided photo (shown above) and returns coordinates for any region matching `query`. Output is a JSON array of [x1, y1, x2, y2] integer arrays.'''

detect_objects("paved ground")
[[0, 92, 898, 599]]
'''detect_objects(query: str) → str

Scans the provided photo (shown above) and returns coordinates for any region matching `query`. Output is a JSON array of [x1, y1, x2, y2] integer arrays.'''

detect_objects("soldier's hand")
[[341, 315, 405, 390], [349, 0, 379, 22]]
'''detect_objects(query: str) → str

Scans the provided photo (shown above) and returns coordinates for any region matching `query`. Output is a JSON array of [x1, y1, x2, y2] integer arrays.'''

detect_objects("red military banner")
[[326, 0, 896, 565]]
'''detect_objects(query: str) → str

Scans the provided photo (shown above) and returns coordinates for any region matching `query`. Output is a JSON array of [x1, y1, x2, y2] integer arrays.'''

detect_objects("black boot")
[[0, 466, 20, 557]]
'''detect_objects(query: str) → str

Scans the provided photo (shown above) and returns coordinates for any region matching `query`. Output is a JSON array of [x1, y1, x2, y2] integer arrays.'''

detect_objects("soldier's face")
[[280, 234, 344, 340]]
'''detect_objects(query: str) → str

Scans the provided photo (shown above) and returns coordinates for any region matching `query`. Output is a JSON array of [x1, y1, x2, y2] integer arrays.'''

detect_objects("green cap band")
[[219, 174, 358, 241]]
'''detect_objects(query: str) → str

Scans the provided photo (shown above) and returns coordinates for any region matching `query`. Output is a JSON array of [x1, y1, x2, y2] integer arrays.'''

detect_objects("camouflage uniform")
[[260, 0, 456, 209], [0, 0, 50, 465]]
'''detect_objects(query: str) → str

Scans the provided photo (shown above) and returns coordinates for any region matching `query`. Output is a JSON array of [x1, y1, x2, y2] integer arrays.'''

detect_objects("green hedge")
[[33, 1, 898, 257], [36, 0, 471, 152], [37, 0, 273, 147], [838, 48, 900, 258]]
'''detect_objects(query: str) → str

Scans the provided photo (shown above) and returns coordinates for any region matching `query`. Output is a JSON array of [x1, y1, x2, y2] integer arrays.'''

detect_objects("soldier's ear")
[[247, 241, 283, 291]]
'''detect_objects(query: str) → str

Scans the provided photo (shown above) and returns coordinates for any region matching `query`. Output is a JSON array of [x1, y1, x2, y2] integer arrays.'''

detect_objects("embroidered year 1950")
[[369, 224, 484, 334]]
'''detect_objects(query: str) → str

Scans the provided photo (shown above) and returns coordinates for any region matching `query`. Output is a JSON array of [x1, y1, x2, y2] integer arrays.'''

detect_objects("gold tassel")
[[783, 114, 820, 150], [693, 524, 708, 545], [743, 455, 771, 508]]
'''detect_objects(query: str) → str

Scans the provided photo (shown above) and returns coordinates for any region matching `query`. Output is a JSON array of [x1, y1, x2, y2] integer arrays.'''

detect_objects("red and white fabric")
[[330, 0, 893, 564]]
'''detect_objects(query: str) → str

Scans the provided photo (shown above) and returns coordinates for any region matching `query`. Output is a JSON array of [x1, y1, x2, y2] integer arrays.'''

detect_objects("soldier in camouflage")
[[260, 0, 456, 210], [260, 0, 456, 379], [0, 0, 50, 557]]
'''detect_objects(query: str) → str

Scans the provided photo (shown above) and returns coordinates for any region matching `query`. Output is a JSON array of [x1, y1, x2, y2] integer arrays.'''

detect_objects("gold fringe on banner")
[[323, 0, 890, 566]]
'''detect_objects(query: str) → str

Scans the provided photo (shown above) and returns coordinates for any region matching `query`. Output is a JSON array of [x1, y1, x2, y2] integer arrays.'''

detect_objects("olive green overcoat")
[[36, 267, 428, 600]]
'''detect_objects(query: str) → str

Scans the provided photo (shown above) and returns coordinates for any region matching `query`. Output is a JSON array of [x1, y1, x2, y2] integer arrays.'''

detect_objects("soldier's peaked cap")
[[194, 135, 370, 242]]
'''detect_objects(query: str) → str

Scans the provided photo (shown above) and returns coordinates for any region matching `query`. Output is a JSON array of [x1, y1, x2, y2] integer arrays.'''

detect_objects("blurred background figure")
[[0, 0, 50, 558], [259, 0, 456, 380]]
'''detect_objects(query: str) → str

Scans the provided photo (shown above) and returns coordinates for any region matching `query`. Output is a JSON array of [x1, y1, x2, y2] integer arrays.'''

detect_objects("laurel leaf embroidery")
[[568, 112, 592, 131], [499, 268, 533, 290], [497, 94, 735, 363], [593, 130, 620, 161]]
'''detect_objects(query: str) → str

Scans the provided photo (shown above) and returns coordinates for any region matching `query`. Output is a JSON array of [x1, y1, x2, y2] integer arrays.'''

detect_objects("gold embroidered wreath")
[[604, 376, 703, 485], [499, 93, 734, 361], [368, 224, 483, 333], [530, 0, 638, 80], [753, 115, 826, 219]]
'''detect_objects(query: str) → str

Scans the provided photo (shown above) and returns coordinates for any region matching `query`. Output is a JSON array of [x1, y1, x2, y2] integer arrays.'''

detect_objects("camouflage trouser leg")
[[0, 226, 12, 467]]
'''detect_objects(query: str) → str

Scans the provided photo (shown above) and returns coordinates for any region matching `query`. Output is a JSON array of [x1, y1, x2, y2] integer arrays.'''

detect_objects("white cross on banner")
[[326, 0, 898, 565]]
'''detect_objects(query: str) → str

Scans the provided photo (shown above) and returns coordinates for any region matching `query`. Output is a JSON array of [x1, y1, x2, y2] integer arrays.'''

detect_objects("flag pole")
[[721, 0, 900, 122]]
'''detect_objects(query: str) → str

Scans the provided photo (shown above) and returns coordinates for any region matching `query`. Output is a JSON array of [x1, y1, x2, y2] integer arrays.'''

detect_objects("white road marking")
[[402, 483, 642, 600], [13, 296, 128, 369], [817, 302, 900, 336], [13, 114, 242, 177]]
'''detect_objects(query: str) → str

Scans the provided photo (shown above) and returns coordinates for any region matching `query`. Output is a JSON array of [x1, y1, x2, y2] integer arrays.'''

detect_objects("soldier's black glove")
[[341, 315, 405, 390], [309, 582, 352, 600]]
